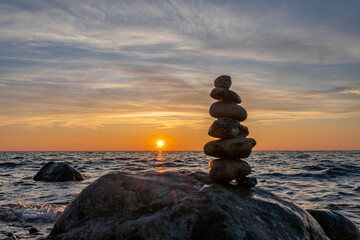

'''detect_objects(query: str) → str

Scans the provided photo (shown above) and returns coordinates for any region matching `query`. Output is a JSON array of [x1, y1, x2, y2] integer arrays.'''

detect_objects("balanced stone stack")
[[204, 75, 257, 188]]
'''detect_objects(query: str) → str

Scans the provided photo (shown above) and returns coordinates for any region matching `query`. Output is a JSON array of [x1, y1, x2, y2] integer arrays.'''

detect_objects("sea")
[[0, 151, 359, 239]]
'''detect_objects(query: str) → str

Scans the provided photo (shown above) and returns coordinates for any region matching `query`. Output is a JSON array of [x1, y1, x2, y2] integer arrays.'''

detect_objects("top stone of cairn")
[[214, 75, 231, 89]]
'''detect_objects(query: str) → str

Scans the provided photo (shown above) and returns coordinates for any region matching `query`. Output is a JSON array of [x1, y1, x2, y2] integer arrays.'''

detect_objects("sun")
[[156, 140, 164, 148]]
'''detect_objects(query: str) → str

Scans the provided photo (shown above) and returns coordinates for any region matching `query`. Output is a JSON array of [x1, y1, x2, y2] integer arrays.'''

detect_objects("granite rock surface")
[[307, 209, 360, 240], [47, 171, 330, 240]]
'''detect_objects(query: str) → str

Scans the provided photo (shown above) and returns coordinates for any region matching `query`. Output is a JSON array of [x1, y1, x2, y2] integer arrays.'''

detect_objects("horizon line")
[[1, 150, 359, 152]]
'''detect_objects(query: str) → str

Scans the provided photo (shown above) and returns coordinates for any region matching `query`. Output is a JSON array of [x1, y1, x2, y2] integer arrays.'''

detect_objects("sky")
[[0, 0, 359, 151]]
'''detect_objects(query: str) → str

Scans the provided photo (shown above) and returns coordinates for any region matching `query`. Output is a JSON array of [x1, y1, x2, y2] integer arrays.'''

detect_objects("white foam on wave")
[[0, 201, 65, 223]]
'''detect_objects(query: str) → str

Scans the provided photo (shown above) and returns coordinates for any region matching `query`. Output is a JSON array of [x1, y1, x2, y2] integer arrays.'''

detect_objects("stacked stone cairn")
[[204, 75, 257, 189]]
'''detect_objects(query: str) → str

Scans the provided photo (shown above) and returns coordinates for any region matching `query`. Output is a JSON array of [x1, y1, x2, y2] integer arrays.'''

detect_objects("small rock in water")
[[6, 233, 17, 239], [208, 118, 240, 139], [209, 159, 251, 183], [209, 101, 247, 121], [210, 87, 241, 104], [204, 137, 256, 158], [214, 75, 231, 89], [236, 177, 257, 189], [33, 162, 85, 182], [29, 227, 40, 234]]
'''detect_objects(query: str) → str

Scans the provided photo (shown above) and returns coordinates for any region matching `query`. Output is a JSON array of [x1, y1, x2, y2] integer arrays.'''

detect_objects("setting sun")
[[156, 140, 164, 148]]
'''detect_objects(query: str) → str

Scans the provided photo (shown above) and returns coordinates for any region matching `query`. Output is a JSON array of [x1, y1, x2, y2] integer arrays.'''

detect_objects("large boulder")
[[47, 171, 330, 240], [307, 209, 360, 240], [34, 162, 85, 182]]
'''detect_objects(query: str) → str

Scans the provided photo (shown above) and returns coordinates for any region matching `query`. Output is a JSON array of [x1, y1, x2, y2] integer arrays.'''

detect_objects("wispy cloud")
[[0, 0, 360, 129], [340, 88, 360, 95]]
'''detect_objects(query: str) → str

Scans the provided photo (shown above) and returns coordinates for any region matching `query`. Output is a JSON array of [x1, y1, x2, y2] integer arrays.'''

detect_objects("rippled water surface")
[[0, 151, 359, 239]]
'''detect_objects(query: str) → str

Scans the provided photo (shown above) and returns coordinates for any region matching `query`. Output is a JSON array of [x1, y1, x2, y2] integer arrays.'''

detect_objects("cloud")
[[340, 88, 360, 95], [0, 0, 360, 129]]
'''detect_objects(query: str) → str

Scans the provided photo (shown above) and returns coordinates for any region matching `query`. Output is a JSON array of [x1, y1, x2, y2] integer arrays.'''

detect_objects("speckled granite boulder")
[[47, 171, 329, 240]]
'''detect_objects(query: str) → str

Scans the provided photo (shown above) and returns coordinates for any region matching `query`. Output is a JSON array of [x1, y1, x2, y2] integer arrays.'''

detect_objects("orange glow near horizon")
[[0, 111, 359, 151], [0, 116, 359, 151]]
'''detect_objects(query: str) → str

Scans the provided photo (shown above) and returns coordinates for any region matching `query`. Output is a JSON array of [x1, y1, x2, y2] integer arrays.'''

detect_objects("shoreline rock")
[[34, 162, 85, 182], [46, 171, 330, 240], [307, 209, 360, 240]]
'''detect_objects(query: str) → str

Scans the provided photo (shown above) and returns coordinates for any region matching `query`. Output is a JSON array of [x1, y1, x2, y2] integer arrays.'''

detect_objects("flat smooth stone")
[[204, 137, 256, 158], [208, 118, 240, 139], [210, 87, 241, 104], [214, 75, 231, 89], [209, 102, 247, 121], [209, 159, 251, 183]]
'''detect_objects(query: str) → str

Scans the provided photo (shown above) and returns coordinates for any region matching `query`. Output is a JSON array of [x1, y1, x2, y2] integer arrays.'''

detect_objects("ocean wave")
[[338, 191, 356, 196], [115, 157, 139, 160], [299, 165, 325, 171], [154, 162, 177, 168], [0, 151, 359, 231], [0, 162, 24, 168], [323, 165, 360, 177], [0, 202, 64, 223], [296, 154, 311, 159], [261, 166, 360, 179], [261, 172, 323, 178], [100, 157, 140, 162]]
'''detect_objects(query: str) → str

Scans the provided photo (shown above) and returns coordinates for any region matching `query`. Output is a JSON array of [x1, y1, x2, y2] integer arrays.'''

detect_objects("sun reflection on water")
[[155, 151, 167, 173]]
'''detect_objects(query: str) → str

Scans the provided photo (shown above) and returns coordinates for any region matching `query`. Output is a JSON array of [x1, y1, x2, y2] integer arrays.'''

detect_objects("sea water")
[[0, 151, 359, 239]]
